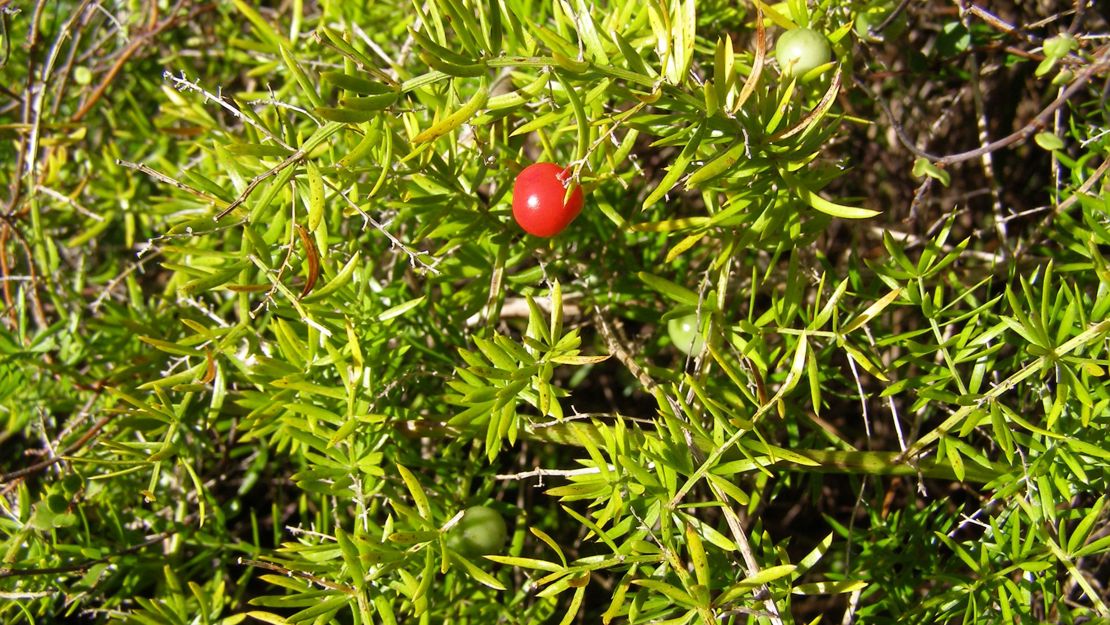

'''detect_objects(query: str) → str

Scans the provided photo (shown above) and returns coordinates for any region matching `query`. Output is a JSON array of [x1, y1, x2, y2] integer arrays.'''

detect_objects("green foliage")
[[2, 1, 1109, 624]]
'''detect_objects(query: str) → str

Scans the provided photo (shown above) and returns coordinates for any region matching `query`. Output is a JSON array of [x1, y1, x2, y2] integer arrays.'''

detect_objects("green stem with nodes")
[[901, 317, 1110, 460], [403, 320, 1110, 491], [402, 418, 1007, 484]]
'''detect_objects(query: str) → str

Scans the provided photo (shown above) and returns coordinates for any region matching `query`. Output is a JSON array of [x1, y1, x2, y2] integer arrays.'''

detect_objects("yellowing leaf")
[[803, 189, 879, 219], [412, 81, 489, 143]]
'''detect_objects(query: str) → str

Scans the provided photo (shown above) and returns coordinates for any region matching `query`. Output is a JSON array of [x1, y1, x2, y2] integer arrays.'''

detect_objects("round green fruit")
[[775, 28, 832, 76], [447, 505, 507, 556], [667, 314, 706, 357]]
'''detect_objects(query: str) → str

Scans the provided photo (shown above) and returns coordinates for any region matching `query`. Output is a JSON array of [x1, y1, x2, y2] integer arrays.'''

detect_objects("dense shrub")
[[2, 1, 1109, 623]]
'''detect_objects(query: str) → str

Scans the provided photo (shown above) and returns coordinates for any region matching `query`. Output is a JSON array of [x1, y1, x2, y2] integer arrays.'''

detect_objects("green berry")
[[667, 314, 706, 357], [775, 28, 832, 76], [447, 505, 507, 556]]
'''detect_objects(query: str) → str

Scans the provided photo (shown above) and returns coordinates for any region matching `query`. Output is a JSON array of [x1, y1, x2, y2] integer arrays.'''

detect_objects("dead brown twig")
[[0, 215, 47, 330], [0, 531, 170, 579], [859, 48, 1110, 167], [70, 0, 207, 122], [0, 413, 110, 486]]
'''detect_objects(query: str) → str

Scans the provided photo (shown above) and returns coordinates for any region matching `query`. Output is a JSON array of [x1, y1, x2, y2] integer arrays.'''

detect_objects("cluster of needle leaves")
[[1, 1, 1109, 624]]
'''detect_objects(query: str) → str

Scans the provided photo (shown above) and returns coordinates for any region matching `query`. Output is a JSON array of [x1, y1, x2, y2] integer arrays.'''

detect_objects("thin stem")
[[859, 48, 1110, 166]]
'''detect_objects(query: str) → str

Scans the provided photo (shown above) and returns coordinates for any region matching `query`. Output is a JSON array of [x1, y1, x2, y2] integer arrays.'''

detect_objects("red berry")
[[511, 163, 584, 237]]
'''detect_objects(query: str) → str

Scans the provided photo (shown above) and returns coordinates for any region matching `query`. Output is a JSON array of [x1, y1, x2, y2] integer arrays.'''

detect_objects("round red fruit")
[[512, 163, 584, 237]]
